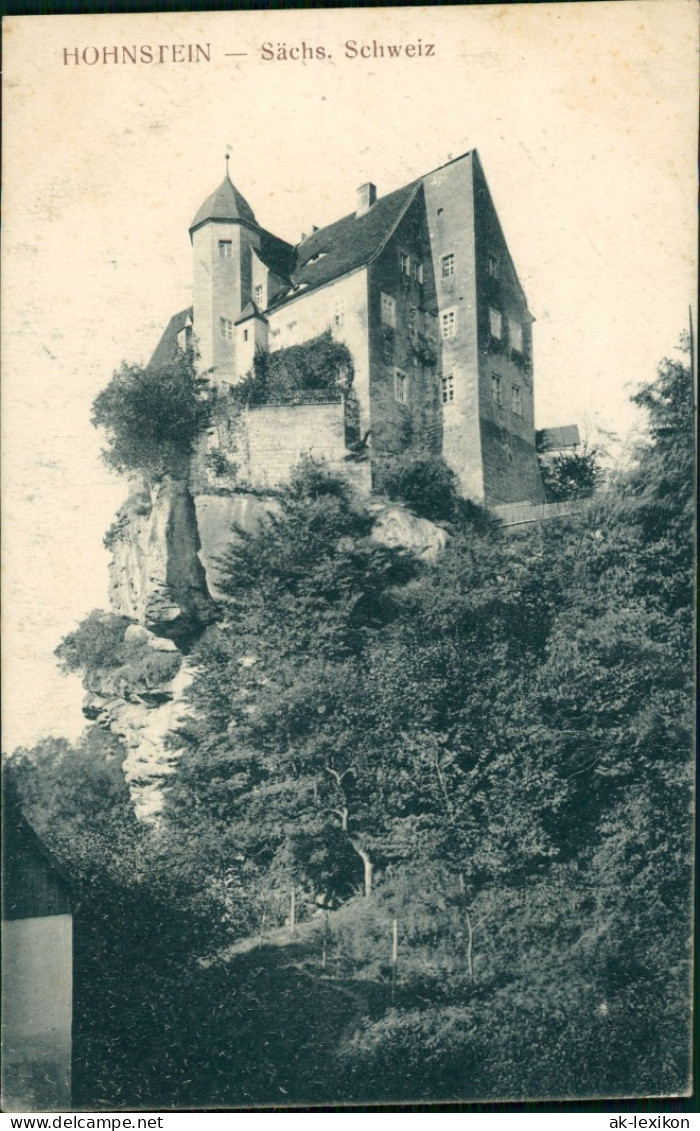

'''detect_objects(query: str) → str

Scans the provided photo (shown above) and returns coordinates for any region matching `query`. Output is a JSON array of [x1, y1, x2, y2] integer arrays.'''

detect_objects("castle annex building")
[[152, 151, 545, 505]]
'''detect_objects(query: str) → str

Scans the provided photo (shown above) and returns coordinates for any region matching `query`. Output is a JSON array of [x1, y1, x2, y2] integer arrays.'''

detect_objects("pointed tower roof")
[[189, 169, 257, 236]]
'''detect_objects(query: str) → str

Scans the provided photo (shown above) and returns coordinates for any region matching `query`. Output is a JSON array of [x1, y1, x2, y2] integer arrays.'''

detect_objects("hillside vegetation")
[[8, 347, 694, 1107]]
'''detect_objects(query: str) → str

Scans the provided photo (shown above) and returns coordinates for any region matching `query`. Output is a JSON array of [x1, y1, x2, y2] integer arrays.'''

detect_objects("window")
[[333, 300, 344, 328], [220, 317, 234, 340], [511, 384, 522, 416], [489, 307, 502, 339], [408, 305, 416, 326], [243, 329, 249, 342], [492, 373, 503, 406], [440, 308, 457, 339], [440, 374, 455, 405], [254, 284, 263, 307], [442, 253, 455, 278], [488, 254, 499, 279], [400, 251, 410, 277], [509, 318, 523, 353], [412, 260, 423, 285], [395, 369, 408, 404], [381, 293, 396, 328], [219, 240, 233, 259]]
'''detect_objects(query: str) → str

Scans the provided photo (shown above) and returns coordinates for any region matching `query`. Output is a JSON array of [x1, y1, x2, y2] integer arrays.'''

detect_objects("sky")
[[2, 2, 697, 752]]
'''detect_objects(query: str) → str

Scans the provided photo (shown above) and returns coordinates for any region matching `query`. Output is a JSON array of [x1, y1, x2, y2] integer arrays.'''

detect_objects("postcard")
[[2, 3, 697, 1112]]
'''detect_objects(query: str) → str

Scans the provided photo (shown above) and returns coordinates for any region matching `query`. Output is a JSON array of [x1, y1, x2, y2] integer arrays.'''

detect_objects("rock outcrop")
[[107, 477, 212, 641], [370, 502, 449, 561], [82, 624, 192, 820]]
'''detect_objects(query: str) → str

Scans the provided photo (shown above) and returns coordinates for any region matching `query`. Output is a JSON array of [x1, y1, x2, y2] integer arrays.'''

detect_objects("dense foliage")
[[9, 348, 694, 1106], [373, 450, 494, 527], [538, 447, 602, 502], [55, 609, 181, 689], [92, 353, 209, 478], [235, 330, 354, 405]]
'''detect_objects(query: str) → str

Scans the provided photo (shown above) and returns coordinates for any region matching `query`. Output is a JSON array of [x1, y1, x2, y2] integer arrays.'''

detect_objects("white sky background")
[[2, 2, 697, 752]]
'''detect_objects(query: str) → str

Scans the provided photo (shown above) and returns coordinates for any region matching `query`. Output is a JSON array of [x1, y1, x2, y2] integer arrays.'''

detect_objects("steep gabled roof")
[[470, 149, 532, 317], [190, 174, 257, 235], [270, 180, 421, 308], [255, 230, 295, 281], [148, 306, 193, 369]]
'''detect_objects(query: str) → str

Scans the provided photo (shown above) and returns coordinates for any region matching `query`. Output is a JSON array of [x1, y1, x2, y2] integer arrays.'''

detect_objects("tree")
[[164, 459, 419, 905], [54, 609, 132, 675], [91, 352, 209, 478], [538, 446, 602, 502]]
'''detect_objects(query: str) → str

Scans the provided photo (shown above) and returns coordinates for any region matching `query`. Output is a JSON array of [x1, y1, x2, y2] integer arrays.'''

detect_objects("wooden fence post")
[[322, 909, 329, 970], [390, 916, 398, 1003]]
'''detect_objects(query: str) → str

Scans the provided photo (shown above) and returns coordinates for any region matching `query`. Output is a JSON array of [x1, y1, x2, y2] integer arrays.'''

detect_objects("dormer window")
[[219, 240, 233, 259], [306, 250, 328, 265]]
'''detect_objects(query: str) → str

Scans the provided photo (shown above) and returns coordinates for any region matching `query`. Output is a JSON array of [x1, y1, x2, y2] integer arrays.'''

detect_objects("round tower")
[[189, 160, 259, 384]]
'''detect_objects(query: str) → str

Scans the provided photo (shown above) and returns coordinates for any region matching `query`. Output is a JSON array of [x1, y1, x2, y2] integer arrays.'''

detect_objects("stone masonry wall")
[[422, 154, 485, 501], [246, 401, 356, 489], [367, 189, 442, 463], [472, 154, 544, 505]]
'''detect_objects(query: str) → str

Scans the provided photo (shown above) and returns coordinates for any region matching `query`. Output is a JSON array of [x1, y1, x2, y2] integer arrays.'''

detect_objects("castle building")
[[152, 150, 545, 505]]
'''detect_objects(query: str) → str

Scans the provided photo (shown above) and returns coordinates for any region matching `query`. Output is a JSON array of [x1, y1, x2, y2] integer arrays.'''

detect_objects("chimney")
[[356, 182, 377, 217], [300, 224, 319, 243]]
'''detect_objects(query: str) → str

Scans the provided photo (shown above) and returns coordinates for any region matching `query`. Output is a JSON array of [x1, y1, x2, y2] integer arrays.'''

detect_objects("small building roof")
[[190, 174, 257, 235], [536, 425, 581, 451], [148, 307, 193, 369], [235, 300, 266, 325]]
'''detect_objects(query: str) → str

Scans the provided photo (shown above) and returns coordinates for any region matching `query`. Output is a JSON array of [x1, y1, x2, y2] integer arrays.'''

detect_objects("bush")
[[538, 449, 601, 502], [374, 452, 492, 529], [55, 610, 181, 689], [91, 353, 209, 478], [55, 610, 132, 675]]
